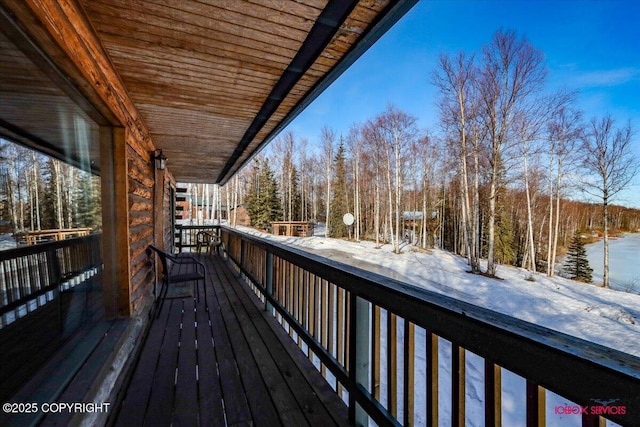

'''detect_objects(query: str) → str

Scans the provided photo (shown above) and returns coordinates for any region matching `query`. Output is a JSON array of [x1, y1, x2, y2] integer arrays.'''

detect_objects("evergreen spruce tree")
[[247, 159, 281, 229], [328, 142, 348, 238], [290, 166, 302, 221], [41, 159, 58, 229], [76, 173, 102, 229], [494, 208, 515, 265], [563, 231, 593, 283], [483, 157, 515, 266]]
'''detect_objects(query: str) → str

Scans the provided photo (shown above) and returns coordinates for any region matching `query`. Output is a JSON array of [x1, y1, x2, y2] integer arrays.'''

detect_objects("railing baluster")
[[265, 251, 273, 313], [302, 269, 308, 337], [388, 312, 398, 417], [328, 282, 335, 359], [308, 273, 316, 354], [526, 380, 545, 427], [582, 413, 605, 427], [404, 320, 415, 426], [337, 286, 344, 399], [344, 290, 351, 372], [484, 361, 502, 426], [297, 266, 304, 347], [348, 293, 370, 426], [452, 344, 465, 427], [372, 305, 381, 401], [320, 278, 328, 378], [288, 262, 295, 338], [426, 331, 438, 427]]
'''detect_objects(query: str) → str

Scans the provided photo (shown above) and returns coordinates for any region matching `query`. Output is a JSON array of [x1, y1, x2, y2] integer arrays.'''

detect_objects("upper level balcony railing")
[[175, 224, 221, 253], [217, 226, 640, 426]]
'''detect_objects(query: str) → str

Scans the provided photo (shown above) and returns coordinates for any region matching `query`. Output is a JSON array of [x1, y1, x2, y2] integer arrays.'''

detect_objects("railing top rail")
[[176, 224, 221, 230], [21, 228, 92, 235], [0, 234, 101, 261], [220, 226, 640, 413]]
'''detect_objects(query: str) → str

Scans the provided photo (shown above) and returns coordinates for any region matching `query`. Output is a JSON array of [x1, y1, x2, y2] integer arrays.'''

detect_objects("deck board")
[[113, 303, 166, 427], [194, 298, 225, 427], [209, 258, 308, 427], [207, 257, 282, 426], [112, 253, 348, 427], [203, 270, 253, 426], [173, 301, 198, 426], [212, 258, 349, 426], [144, 299, 182, 426]]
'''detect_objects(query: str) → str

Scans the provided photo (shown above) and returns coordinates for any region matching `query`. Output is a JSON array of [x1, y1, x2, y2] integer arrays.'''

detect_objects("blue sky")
[[282, 0, 640, 208]]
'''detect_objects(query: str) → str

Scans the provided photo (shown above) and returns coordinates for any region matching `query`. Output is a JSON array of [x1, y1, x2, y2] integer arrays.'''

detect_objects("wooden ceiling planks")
[[84, 1, 307, 70], [79, 0, 412, 183], [82, 0, 325, 183]]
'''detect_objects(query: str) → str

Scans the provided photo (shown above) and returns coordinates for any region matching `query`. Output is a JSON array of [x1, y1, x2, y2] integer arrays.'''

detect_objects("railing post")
[[265, 251, 274, 313], [348, 293, 370, 426]]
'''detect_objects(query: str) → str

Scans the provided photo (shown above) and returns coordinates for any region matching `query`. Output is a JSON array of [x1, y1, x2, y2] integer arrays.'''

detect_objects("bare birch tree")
[[477, 29, 547, 276], [433, 52, 481, 272], [577, 116, 638, 288], [362, 119, 386, 248], [377, 105, 418, 254], [347, 124, 363, 241], [546, 104, 582, 276]]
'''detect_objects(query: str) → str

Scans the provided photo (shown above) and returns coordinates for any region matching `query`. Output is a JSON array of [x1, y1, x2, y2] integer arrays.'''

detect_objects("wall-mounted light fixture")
[[154, 149, 167, 170]]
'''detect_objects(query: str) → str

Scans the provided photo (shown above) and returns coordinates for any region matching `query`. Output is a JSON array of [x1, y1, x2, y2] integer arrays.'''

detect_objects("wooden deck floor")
[[112, 253, 349, 427]]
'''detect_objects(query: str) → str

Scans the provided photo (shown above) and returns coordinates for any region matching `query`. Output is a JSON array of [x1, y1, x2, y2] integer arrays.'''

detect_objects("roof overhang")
[[0, 0, 417, 183]]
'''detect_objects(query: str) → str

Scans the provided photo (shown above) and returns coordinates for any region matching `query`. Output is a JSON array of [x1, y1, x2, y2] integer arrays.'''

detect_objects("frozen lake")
[[586, 233, 640, 292]]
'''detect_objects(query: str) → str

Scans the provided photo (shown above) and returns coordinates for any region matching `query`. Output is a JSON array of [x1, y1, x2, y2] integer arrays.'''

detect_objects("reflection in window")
[[0, 138, 101, 249], [0, 19, 107, 403]]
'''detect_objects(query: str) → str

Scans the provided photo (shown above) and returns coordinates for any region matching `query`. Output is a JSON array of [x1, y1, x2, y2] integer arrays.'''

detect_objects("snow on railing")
[[219, 226, 639, 427]]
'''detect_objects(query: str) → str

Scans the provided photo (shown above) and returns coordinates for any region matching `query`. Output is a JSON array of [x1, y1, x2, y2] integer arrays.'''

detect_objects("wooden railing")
[[17, 227, 92, 245], [0, 234, 102, 327], [218, 226, 640, 426], [175, 224, 220, 252], [0, 234, 103, 401]]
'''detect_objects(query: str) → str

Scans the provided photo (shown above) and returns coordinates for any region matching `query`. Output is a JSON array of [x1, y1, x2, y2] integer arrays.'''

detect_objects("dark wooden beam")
[[216, 0, 360, 183], [217, 0, 419, 184]]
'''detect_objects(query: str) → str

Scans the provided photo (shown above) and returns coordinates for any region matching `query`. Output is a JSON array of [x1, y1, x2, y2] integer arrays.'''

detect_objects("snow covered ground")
[[233, 225, 638, 426], [237, 225, 640, 357]]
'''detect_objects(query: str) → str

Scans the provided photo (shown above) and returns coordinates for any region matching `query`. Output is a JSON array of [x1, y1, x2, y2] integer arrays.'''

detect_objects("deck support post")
[[348, 294, 370, 426], [265, 251, 274, 314]]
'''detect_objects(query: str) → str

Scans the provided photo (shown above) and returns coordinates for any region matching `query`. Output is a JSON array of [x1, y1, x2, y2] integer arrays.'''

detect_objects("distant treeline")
[[215, 30, 638, 285], [0, 139, 101, 236]]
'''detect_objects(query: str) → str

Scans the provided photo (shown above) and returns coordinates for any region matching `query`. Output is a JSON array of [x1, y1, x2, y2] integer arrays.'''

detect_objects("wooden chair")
[[148, 246, 206, 317], [209, 234, 223, 256], [195, 231, 212, 253]]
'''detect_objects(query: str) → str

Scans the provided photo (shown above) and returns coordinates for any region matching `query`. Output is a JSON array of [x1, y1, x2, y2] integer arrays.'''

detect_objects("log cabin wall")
[[127, 132, 156, 317]]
